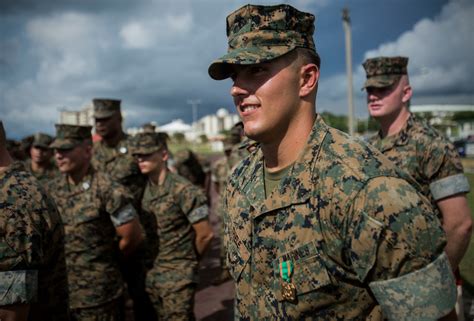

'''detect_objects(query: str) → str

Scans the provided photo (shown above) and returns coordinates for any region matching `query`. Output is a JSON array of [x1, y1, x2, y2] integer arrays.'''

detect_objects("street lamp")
[[342, 7, 355, 136]]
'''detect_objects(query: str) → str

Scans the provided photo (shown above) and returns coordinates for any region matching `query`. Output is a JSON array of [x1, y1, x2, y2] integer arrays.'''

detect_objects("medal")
[[282, 282, 296, 301], [82, 182, 90, 190], [280, 260, 296, 302]]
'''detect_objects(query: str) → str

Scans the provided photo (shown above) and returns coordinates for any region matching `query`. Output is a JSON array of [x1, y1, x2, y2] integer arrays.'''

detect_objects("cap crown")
[[131, 132, 165, 155], [227, 4, 315, 52], [32, 132, 53, 147], [93, 98, 121, 118], [55, 124, 92, 140], [363, 56, 408, 78]]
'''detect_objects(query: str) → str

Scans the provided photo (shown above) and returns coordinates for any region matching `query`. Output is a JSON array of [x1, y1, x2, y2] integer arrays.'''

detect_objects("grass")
[[460, 171, 474, 293]]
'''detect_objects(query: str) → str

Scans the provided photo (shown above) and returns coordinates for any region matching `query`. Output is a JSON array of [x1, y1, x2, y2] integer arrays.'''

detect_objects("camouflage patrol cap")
[[93, 98, 121, 119], [208, 4, 316, 80], [50, 124, 92, 149], [362, 56, 409, 89], [130, 132, 165, 155], [32, 132, 54, 148]]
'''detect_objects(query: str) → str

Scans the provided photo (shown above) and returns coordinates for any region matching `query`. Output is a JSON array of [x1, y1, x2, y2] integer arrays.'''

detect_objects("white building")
[[193, 108, 240, 140], [411, 104, 474, 139], [59, 103, 94, 126]]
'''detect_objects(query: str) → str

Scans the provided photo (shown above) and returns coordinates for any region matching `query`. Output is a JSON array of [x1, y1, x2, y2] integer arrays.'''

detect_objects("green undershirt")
[[264, 163, 292, 198]]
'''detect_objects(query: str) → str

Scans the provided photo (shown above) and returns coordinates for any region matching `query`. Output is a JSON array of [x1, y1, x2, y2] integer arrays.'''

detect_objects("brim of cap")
[[131, 146, 162, 156], [362, 75, 401, 90], [49, 139, 81, 150], [208, 45, 295, 80], [94, 110, 117, 119]]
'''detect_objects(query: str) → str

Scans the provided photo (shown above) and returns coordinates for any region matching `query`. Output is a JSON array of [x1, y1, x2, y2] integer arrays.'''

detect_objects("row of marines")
[[0, 97, 220, 321]]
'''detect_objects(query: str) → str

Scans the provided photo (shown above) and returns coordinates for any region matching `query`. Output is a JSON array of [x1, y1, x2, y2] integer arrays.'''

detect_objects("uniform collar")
[[238, 114, 327, 218], [375, 112, 415, 152]]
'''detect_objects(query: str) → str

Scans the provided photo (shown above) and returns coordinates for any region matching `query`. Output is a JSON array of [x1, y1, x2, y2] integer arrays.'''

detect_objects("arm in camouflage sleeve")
[[423, 136, 472, 269], [178, 182, 214, 257], [346, 176, 456, 321], [103, 179, 144, 258]]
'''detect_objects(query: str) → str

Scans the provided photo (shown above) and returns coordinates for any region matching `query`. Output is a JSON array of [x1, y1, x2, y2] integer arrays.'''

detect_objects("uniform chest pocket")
[[273, 241, 332, 302], [73, 202, 102, 225]]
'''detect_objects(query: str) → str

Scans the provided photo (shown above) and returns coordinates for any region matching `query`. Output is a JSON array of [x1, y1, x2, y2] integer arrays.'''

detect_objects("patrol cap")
[[208, 4, 317, 80], [50, 124, 92, 149], [362, 56, 408, 89], [93, 98, 121, 119], [130, 132, 166, 155], [32, 132, 54, 148]]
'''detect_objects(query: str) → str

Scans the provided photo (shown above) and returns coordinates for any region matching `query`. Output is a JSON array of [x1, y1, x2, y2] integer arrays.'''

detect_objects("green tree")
[[172, 132, 186, 144], [320, 111, 348, 133]]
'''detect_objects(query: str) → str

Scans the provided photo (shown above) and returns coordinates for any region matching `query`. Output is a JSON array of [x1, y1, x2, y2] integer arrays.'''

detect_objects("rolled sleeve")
[[0, 270, 38, 306], [430, 173, 470, 201], [188, 205, 209, 224], [110, 203, 137, 227], [369, 252, 456, 321]]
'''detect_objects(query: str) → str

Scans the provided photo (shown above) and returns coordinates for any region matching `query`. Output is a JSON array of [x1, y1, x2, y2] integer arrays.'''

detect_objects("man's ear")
[[300, 64, 319, 97], [402, 85, 412, 103]]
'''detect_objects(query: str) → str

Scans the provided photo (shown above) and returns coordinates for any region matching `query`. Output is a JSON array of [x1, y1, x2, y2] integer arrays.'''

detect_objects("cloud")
[[363, 0, 474, 96], [120, 12, 193, 49]]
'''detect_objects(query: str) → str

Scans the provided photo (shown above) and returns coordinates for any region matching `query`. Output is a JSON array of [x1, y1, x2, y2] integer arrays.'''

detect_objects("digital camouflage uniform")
[[223, 116, 455, 320], [25, 158, 59, 183], [131, 133, 210, 321], [92, 137, 145, 207], [0, 162, 69, 321], [209, 4, 457, 321], [25, 132, 60, 184], [363, 57, 471, 205], [48, 124, 138, 321], [368, 113, 470, 203], [91, 98, 154, 321]]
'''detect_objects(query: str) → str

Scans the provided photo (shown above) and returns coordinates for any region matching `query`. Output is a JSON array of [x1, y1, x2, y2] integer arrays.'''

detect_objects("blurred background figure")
[[25, 132, 59, 184], [131, 132, 214, 320]]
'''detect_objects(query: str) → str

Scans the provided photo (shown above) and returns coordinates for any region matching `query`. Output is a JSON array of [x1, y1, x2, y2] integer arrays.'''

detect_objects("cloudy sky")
[[1, 0, 473, 138]]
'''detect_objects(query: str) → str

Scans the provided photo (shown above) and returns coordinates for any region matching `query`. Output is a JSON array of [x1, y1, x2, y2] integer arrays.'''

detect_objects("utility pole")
[[187, 99, 201, 133], [342, 8, 355, 136]]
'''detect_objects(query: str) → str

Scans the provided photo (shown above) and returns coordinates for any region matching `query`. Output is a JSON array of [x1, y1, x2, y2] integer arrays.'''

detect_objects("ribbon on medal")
[[280, 260, 296, 302]]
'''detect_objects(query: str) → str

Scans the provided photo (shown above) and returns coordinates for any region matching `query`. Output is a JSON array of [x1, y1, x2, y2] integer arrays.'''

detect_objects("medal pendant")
[[281, 282, 296, 301]]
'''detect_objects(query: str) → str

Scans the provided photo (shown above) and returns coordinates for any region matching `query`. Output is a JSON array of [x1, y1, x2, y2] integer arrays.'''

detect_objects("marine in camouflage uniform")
[[47, 124, 144, 321], [91, 98, 155, 321], [363, 56, 472, 320], [25, 132, 59, 184], [0, 120, 69, 321], [131, 133, 214, 321], [208, 4, 457, 320]]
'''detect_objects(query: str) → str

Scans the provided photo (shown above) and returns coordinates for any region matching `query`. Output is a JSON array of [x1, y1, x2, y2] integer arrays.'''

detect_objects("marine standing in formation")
[[91, 98, 155, 321], [25, 132, 59, 184], [47, 124, 144, 321], [208, 4, 457, 320], [131, 132, 214, 320], [363, 55, 472, 319], [0, 120, 70, 321]]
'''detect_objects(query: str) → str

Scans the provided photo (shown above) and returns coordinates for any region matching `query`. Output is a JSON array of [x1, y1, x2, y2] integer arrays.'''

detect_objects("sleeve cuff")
[[188, 205, 209, 224], [0, 270, 38, 306], [430, 173, 470, 201], [369, 252, 456, 321], [110, 203, 137, 227]]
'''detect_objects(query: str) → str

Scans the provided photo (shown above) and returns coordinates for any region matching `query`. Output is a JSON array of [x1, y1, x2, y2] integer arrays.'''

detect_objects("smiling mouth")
[[239, 104, 259, 113]]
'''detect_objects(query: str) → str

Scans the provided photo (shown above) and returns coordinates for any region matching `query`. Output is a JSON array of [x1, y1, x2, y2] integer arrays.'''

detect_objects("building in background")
[[59, 103, 94, 126], [411, 104, 474, 139]]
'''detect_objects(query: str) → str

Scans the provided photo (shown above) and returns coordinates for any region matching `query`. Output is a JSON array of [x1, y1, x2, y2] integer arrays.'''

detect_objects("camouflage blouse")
[[47, 167, 136, 309], [369, 113, 470, 203], [0, 162, 69, 320], [223, 115, 455, 320]]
